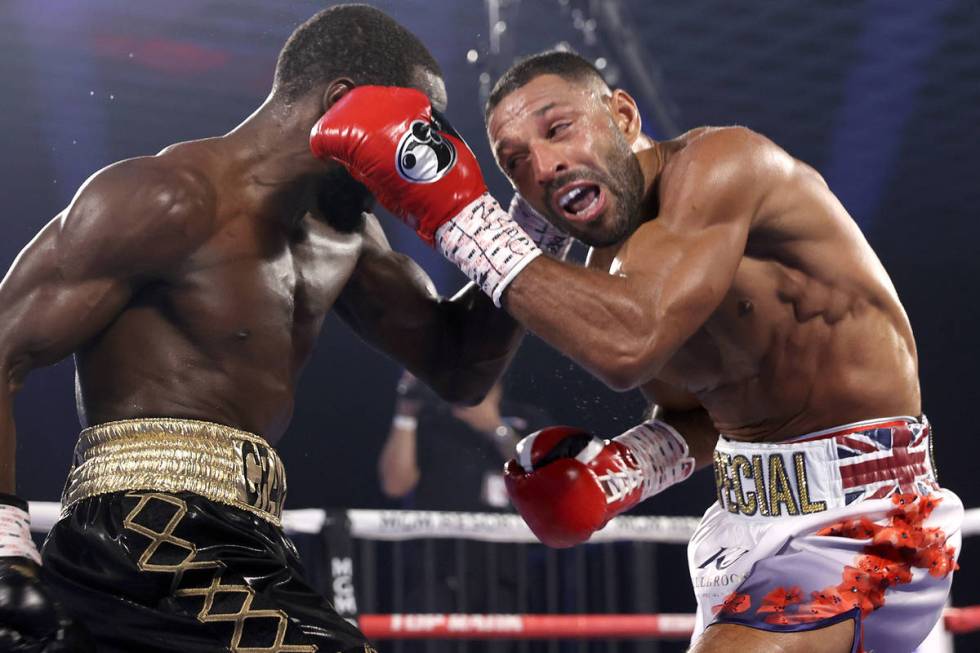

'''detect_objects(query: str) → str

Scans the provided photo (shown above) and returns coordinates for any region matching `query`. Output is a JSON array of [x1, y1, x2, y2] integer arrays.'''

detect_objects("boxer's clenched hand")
[[0, 495, 92, 652], [309, 86, 486, 244], [310, 86, 541, 305], [504, 421, 694, 548]]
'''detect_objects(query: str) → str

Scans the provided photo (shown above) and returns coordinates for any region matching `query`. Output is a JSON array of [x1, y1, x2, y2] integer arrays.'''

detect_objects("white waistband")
[[712, 416, 935, 520]]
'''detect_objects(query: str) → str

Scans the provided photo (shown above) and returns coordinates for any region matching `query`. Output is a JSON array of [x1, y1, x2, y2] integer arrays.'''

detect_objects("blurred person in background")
[[379, 370, 551, 512], [377, 369, 552, 653]]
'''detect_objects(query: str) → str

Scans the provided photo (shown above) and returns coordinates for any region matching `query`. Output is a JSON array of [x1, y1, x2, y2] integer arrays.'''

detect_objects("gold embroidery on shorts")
[[751, 454, 770, 516], [241, 440, 286, 518], [124, 492, 316, 653], [713, 450, 726, 506], [767, 455, 799, 516], [794, 452, 827, 514], [122, 492, 222, 581], [64, 418, 286, 526], [731, 455, 757, 516], [714, 452, 738, 513]]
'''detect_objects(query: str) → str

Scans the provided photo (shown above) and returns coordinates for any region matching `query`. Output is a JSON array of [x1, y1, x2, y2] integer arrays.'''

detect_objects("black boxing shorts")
[[40, 418, 374, 653]]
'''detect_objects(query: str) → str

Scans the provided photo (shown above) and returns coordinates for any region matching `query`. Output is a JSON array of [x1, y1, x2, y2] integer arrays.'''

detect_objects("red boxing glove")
[[310, 86, 485, 244], [310, 86, 541, 306], [504, 421, 694, 548]]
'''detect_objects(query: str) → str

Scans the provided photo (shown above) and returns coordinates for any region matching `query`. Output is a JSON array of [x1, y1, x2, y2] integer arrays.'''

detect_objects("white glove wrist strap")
[[435, 194, 542, 307], [614, 419, 695, 501], [0, 503, 41, 564]]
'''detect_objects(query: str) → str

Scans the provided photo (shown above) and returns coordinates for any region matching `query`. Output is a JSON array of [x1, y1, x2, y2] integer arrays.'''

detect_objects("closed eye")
[[505, 155, 527, 173], [548, 121, 571, 139]]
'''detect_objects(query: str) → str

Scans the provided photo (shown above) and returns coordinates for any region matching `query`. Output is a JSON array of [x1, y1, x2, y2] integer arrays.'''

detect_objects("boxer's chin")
[[316, 168, 373, 233], [574, 197, 633, 248]]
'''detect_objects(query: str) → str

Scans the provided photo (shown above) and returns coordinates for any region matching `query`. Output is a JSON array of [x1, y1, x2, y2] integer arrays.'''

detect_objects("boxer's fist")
[[0, 494, 92, 652], [310, 86, 487, 244], [0, 558, 91, 652], [505, 421, 694, 548], [504, 426, 643, 548]]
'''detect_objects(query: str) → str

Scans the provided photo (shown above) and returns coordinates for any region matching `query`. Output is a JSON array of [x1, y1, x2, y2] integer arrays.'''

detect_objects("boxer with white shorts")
[[690, 416, 960, 650], [312, 47, 962, 652]]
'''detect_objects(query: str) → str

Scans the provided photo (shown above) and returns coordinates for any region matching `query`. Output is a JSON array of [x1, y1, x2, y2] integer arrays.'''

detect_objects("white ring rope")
[[26, 502, 980, 543]]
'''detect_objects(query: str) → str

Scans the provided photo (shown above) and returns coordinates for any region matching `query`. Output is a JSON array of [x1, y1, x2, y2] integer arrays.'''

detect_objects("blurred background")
[[2, 0, 978, 650]]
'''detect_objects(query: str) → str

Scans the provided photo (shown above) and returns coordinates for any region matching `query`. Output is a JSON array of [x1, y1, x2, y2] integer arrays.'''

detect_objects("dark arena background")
[[2, 1, 979, 651]]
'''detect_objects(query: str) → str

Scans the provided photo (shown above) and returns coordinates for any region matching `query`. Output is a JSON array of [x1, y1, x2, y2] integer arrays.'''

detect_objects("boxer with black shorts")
[[311, 50, 961, 653], [0, 6, 524, 652]]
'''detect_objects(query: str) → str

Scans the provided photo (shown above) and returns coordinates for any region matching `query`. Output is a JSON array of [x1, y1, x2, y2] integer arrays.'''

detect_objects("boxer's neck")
[[635, 136, 667, 222], [221, 95, 332, 223]]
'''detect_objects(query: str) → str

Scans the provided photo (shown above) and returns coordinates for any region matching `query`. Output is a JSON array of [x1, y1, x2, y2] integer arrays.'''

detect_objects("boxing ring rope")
[[24, 502, 980, 541], [25, 503, 980, 645]]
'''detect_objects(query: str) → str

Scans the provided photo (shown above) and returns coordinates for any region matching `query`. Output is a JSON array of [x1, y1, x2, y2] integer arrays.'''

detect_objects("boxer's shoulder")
[[62, 155, 217, 272], [664, 126, 787, 181], [653, 126, 790, 231]]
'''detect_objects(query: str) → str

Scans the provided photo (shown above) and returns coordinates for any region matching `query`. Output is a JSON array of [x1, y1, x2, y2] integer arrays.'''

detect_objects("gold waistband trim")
[[62, 418, 287, 526]]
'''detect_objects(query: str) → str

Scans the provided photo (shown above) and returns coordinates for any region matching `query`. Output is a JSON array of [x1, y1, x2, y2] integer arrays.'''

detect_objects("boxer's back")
[[73, 138, 365, 442], [640, 128, 919, 441]]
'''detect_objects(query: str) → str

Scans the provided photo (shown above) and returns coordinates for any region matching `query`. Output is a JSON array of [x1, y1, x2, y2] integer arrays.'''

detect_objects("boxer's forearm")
[[502, 257, 674, 391], [431, 283, 525, 403]]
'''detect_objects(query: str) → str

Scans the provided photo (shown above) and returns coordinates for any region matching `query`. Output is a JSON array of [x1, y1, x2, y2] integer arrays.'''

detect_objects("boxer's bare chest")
[[169, 207, 363, 370]]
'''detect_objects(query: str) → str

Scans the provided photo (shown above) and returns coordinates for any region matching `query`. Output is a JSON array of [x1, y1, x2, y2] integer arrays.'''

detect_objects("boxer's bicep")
[[503, 131, 777, 389], [617, 129, 773, 372]]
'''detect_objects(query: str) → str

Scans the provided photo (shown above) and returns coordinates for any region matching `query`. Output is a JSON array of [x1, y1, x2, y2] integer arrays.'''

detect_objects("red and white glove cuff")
[[613, 419, 695, 501], [436, 193, 542, 307], [0, 499, 41, 564]]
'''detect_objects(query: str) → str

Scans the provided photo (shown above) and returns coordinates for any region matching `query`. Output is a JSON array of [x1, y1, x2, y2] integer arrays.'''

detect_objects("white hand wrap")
[[613, 419, 695, 501], [0, 499, 41, 564], [508, 194, 573, 260], [435, 193, 542, 307]]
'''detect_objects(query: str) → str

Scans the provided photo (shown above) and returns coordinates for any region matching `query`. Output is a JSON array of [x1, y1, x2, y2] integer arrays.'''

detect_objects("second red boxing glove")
[[505, 421, 695, 548]]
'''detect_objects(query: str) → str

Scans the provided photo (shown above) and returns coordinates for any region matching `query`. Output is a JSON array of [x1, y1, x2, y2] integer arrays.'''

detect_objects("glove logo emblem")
[[396, 120, 457, 183]]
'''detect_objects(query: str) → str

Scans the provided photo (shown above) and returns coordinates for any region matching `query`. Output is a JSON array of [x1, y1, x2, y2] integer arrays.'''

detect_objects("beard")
[[315, 167, 374, 233], [542, 127, 645, 248]]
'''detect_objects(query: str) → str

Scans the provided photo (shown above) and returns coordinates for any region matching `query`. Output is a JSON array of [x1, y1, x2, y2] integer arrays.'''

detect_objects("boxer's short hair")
[[485, 50, 606, 121], [274, 4, 442, 102]]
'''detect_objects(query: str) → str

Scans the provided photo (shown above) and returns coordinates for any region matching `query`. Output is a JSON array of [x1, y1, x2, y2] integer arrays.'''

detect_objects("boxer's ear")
[[321, 78, 355, 113], [608, 89, 642, 145]]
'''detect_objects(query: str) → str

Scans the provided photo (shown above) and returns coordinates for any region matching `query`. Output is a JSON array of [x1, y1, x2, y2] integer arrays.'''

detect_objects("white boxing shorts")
[[688, 416, 961, 653]]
